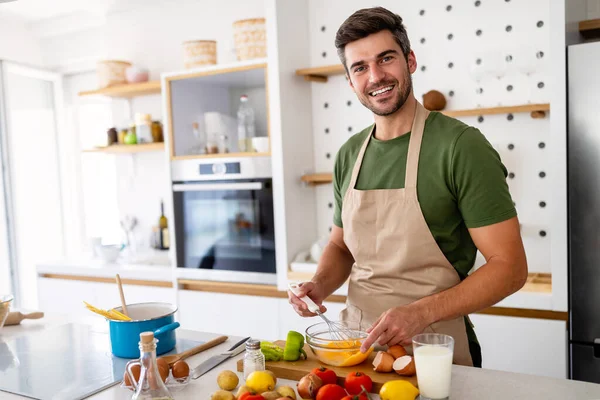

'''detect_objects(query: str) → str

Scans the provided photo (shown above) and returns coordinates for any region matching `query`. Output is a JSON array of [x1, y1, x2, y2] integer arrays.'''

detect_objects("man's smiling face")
[[344, 30, 417, 116]]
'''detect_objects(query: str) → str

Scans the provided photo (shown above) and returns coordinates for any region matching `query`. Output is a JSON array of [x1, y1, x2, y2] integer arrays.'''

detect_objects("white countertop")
[[2, 315, 600, 400]]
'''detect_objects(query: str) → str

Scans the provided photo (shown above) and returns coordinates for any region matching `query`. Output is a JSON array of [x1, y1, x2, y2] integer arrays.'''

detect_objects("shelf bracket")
[[303, 75, 328, 83]]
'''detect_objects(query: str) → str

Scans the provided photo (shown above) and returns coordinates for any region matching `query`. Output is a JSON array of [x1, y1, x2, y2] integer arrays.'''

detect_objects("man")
[[287, 6, 527, 367]]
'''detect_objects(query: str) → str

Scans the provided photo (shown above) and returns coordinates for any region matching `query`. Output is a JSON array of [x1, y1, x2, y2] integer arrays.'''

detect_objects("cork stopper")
[[140, 331, 154, 344]]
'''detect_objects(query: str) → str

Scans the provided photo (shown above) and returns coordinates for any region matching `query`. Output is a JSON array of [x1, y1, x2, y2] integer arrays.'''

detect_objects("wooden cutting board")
[[236, 340, 418, 392]]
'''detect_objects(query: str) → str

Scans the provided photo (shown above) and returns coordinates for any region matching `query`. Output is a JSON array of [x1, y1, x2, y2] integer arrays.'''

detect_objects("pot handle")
[[154, 322, 180, 336]]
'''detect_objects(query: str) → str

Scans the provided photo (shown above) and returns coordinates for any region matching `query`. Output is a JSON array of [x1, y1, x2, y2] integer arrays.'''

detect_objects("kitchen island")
[[1, 315, 599, 400]]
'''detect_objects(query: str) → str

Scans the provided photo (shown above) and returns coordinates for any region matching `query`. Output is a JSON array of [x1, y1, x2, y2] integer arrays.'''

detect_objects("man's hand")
[[360, 304, 431, 353], [287, 281, 328, 317]]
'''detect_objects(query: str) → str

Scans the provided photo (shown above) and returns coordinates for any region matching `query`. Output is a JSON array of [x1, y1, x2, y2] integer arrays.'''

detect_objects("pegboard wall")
[[305, 0, 553, 273]]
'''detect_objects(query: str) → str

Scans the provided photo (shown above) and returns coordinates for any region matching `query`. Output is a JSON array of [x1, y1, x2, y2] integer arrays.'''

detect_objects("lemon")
[[379, 380, 420, 400], [245, 371, 276, 393]]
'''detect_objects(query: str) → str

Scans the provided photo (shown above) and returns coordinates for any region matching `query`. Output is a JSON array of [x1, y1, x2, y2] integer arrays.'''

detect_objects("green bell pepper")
[[260, 341, 284, 361], [283, 330, 307, 361]]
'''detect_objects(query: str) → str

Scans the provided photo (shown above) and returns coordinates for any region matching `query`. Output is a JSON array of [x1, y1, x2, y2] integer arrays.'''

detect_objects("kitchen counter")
[[1, 315, 599, 399]]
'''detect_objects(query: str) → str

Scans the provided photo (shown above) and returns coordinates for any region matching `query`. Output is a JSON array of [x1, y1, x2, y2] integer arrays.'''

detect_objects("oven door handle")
[[172, 182, 263, 192]]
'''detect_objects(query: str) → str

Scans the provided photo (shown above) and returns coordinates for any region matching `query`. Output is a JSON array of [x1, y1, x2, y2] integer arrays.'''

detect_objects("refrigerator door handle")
[[594, 339, 600, 358]]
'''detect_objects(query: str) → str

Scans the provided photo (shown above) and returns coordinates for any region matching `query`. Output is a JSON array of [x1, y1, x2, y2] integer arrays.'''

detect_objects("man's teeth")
[[370, 86, 393, 96]]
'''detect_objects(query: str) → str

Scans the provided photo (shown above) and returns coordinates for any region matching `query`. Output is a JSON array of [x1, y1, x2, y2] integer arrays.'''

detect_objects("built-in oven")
[[171, 157, 276, 284]]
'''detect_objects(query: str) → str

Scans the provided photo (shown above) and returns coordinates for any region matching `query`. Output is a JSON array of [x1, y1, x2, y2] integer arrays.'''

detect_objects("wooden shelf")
[[172, 152, 270, 161], [301, 172, 333, 186], [78, 81, 162, 98], [295, 64, 345, 82], [441, 103, 549, 118], [579, 18, 600, 38], [82, 142, 165, 153]]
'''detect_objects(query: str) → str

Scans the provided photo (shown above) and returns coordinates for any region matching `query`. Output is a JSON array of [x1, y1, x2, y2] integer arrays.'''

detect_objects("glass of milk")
[[412, 333, 454, 400]]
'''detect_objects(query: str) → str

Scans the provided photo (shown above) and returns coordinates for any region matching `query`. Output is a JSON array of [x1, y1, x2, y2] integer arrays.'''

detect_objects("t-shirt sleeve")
[[333, 149, 345, 228], [451, 127, 517, 228]]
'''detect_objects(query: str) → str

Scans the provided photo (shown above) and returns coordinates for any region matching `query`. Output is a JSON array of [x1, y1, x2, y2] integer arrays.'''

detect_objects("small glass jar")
[[243, 339, 265, 380], [135, 113, 153, 143]]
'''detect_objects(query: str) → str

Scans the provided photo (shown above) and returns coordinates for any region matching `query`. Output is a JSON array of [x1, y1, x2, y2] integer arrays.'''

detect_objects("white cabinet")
[[37, 277, 176, 318], [177, 290, 280, 341], [470, 314, 567, 379]]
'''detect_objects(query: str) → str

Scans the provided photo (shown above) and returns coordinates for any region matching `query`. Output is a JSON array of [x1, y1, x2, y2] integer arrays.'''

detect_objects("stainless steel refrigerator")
[[567, 41, 600, 383]]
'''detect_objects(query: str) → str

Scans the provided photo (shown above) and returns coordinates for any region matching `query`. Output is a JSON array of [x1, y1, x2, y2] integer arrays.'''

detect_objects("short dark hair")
[[335, 7, 411, 72]]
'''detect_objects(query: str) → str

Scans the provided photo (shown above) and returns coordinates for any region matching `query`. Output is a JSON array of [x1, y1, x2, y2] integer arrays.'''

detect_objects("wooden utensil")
[[115, 274, 129, 317], [4, 311, 44, 326], [236, 340, 418, 392], [160, 335, 229, 366]]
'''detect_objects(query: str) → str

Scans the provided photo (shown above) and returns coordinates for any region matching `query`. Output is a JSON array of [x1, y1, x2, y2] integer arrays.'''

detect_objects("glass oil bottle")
[[125, 331, 173, 400]]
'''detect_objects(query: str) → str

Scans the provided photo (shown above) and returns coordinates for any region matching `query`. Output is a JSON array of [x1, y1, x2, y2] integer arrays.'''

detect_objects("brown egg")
[[156, 357, 169, 371], [158, 364, 170, 382], [171, 360, 190, 379], [123, 364, 141, 387], [422, 90, 447, 111]]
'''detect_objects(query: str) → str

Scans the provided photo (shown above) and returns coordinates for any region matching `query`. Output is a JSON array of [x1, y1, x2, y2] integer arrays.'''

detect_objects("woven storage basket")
[[233, 18, 267, 61], [97, 60, 132, 88], [182, 40, 217, 69]]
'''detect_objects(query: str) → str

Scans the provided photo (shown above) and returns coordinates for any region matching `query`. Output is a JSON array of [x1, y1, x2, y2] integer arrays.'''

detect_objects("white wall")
[[0, 15, 44, 67]]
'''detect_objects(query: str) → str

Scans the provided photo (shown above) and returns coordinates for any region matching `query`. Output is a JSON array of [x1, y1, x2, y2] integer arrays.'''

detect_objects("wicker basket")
[[182, 40, 217, 69], [97, 60, 132, 88], [233, 18, 267, 61]]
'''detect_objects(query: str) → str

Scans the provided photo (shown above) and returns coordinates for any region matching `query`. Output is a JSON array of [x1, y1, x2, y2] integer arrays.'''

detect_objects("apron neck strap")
[[405, 102, 429, 189]]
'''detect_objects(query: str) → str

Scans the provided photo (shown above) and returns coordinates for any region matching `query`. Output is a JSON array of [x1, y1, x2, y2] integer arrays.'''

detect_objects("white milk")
[[414, 345, 453, 399]]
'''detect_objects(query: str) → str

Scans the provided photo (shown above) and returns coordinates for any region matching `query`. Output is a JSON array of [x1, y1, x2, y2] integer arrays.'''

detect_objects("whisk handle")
[[288, 282, 321, 313]]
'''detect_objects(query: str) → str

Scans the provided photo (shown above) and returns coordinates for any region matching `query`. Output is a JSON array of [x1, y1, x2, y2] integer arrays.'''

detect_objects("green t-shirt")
[[333, 111, 517, 349]]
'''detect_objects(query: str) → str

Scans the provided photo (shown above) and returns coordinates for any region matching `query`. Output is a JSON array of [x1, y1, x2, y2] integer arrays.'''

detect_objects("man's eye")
[[354, 66, 365, 73], [382, 56, 393, 62]]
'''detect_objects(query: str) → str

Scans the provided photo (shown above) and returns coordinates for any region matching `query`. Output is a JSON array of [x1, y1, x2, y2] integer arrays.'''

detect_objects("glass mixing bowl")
[[305, 322, 374, 367]]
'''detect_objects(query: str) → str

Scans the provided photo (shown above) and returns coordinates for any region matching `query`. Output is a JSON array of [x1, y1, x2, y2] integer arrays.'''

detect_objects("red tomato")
[[341, 395, 369, 400], [238, 393, 264, 400], [315, 383, 347, 400], [311, 366, 338, 385], [344, 372, 373, 395]]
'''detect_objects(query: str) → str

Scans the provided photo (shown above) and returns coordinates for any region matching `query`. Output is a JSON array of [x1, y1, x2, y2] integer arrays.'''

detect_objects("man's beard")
[[358, 71, 412, 117]]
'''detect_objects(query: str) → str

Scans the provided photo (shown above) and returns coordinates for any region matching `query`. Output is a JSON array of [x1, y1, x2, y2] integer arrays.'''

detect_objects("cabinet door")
[[37, 277, 100, 317], [178, 290, 280, 341], [469, 314, 567, 378]]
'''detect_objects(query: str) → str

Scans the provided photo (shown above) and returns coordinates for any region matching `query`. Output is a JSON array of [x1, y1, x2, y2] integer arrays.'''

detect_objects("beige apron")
[[339, 101, 473, 366]]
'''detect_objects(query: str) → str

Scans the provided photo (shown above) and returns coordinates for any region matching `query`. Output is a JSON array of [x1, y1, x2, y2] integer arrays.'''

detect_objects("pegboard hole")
[[539, 201, 547, 208], [537, 51, 544, 59], [476, 29, 483, 36], [448, 62, 454, 69], [475, 0, 481, 6], [447, 33, 454, 40], [507, 114, 514, 121], [478, 116, 484, 123], [324, 102, 329, 108], [508, 172, 515, 179], [348, 126, 353, 132], [506, 54, 513, 63], [539, 171, 546, 178], [347, 100, 352, 106], [446, 5, 452, 11], [321, 26, 326, 32], [476, 58, 482, 65], [449, 90, 455, 97], [419, 9, 425, 16], [506, 25, 513, 32], [539, 142, 546, 149], [325, 128, 330, 134], [476, 87, 483, 94], [539, 230, 547, 237], [537, 21, 544, 28], [322, 51, 327, 58], [326, 153, 331, 159], [420, 38, 426, 44], [328, 202, 333, 209], [329, 226, 332, 232], [538, 82, 545, 89], [421, 66, 426, 72], [508, 143, 514, 150], [507, 85, 513, 91]]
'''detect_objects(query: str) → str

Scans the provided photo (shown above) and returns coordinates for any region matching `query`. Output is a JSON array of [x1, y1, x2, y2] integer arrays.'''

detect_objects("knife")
[[191, 336, 250, 379]]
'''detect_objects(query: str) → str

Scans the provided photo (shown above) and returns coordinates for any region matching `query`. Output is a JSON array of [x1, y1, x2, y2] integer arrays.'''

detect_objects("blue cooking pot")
[[108, 302, 180, 358]]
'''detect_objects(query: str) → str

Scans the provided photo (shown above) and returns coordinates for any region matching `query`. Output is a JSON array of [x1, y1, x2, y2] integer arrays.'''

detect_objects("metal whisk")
[[289, 283, 360, 343]]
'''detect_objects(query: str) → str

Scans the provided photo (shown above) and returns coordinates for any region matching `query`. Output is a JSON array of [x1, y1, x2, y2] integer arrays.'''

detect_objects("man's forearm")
[[311, 241, 355, 299], [414, 257, 528, 326]]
